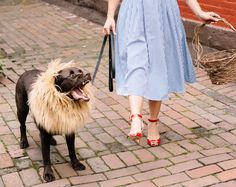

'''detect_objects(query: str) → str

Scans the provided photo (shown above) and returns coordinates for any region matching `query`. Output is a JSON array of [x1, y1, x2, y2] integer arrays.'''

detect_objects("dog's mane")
[[28, 59, 92, 135]]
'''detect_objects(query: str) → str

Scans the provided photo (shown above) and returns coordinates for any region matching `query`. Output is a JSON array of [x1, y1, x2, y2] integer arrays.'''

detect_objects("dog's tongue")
[[71, 88, 89, 101]]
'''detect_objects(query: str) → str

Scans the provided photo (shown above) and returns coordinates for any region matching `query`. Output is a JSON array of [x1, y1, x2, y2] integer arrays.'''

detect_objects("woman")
[[103, 0, 220, 146]]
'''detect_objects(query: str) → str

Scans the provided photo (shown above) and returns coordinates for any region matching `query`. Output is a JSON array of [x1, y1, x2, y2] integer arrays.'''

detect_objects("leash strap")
[[109, 31, 116, 79], [109, 31, 115, 92], [92, 31, 116, 92], [92, 35, 108, 84]]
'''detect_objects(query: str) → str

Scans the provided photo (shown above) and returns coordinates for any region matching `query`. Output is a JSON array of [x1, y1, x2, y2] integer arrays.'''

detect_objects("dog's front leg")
[[66, 133, 86, 171], [40, 129, 55, 182]]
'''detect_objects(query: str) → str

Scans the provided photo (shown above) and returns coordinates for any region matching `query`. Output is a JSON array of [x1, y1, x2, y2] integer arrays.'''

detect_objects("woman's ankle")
[[147, 118, 160, 137], [148, 117, 159, 123], [130, 114, 142, 120], [147, 123, 160, 137]]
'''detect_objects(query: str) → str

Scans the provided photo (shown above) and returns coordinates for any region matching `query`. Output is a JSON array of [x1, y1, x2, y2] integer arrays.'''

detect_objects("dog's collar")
[[55, 85, 62, 92]]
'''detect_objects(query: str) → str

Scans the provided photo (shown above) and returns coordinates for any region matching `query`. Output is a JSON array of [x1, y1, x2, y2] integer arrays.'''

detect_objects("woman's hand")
[[185, 0, 221, 23], [197, 11, 221, 22], [103, 17, 116, 35]]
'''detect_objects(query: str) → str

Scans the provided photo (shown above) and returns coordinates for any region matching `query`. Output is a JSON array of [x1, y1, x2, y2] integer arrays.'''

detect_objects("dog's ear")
[[54, 75, 64, 92], [54, 75, 75, 93]]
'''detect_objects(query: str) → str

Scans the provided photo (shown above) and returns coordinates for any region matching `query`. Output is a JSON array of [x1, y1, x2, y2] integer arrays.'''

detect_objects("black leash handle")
[[92, 35, 108, 84], [108, 31, 115, 92], [92, 31, 115, 92], [109, 31, 116, 79]]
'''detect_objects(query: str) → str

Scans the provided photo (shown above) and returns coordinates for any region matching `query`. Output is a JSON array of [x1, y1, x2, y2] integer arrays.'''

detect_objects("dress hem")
[[116, 80, 197, 101]]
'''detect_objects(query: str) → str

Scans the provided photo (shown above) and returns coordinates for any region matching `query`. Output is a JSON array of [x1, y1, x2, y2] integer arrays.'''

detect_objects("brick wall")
[[178, 0, 236, 29]]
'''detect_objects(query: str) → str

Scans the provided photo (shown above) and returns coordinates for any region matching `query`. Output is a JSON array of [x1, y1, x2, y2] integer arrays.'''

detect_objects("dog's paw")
[[72, 160, 86, 171], [43, 166, 55, 182], [50, 137, 57, 146], [20, 139, 29, 149]]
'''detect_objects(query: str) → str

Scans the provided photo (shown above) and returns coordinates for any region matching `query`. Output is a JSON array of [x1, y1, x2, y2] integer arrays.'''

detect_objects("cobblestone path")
[[0, 1, 236, 186]]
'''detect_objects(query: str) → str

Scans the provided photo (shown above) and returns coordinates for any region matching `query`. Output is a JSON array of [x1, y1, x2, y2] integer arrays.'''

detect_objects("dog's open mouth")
[[71, 80, 90, 102]]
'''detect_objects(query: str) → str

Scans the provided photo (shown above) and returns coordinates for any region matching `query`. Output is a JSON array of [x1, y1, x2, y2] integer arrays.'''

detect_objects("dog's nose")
[[74, 71, 83, 79], [85, 73, 92, 81], [78, 71, 83, 77]]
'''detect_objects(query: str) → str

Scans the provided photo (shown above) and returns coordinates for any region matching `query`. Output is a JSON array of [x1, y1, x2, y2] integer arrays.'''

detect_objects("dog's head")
[[54, 67, 91, 102]]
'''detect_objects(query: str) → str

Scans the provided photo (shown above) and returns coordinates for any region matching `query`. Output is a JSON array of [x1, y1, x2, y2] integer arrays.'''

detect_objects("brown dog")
[[15, 60, 92, 182]]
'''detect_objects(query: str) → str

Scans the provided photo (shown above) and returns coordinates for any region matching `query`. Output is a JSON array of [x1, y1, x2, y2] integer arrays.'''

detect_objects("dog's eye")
[[70, 70, 74, 74]]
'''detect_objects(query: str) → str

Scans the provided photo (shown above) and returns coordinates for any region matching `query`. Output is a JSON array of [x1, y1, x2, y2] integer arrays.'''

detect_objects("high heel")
[[147, 118, 161, 147], [128, 114, 144, 141]]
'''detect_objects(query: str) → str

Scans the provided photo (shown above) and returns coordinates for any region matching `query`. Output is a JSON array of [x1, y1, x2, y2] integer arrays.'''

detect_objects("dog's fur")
[[28, 60, 91, 135], [15, 59, 92, 182]]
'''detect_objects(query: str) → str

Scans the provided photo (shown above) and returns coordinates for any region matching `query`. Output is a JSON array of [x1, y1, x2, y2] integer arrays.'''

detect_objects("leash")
[[92, 35, 107, 84], [109, 31, 116, 91], [92, 31, 115, 92]]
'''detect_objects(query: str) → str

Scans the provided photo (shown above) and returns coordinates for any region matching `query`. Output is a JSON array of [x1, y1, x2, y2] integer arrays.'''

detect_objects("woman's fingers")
[[208, 12, 221, 22], [103, 27, 111, 35], [209, 16, 219, 22], [103, 18, 116, 35], [103, 20, 111, 35], [199, 11, 222, 22], [102, 28, 107, 35], [210, 12, 221, 19], [112, 22, 116, 35]]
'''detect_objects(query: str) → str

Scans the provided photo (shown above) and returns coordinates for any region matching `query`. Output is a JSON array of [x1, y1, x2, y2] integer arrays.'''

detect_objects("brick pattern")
[[0, 0, 236, 186]]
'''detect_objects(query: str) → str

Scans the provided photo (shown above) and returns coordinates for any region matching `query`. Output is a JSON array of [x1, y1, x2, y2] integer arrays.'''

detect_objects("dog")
[[15, 59, 92, 182]]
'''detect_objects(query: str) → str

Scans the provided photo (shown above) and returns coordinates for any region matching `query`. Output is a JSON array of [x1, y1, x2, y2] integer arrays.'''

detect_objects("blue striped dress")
[[115, 0, 196, 100]]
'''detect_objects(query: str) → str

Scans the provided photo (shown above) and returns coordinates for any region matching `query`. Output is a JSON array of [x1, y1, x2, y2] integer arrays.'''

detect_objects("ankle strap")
[[130, 114, 142, 120], [148, 118, 159, 122]]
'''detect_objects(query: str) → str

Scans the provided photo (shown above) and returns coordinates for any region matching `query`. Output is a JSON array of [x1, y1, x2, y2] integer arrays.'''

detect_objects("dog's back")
[[15, 69, 42, 148], [16, 70, 42, 96]]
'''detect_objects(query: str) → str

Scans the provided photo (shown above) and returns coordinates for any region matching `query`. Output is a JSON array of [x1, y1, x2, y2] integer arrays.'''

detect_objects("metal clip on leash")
[[92, 31, 115, 92]]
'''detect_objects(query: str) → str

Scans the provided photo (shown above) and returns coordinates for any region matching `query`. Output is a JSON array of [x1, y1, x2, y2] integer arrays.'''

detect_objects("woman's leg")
[[128, 95, 144, 136], [148, 100, 162, 140]]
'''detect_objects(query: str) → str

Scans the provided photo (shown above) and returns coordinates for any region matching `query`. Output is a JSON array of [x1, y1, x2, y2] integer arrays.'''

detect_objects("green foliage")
[[0, 60, 3, 73], [0, 48, 7, 73]]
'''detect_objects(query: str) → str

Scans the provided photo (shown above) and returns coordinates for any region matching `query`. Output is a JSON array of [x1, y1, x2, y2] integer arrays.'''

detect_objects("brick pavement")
[[0, 0, 236, 186]]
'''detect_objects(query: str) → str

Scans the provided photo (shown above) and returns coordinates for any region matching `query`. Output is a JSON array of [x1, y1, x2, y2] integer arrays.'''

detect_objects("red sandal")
[[147, 118, 161, 147], [128, 114, 144, 140]]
